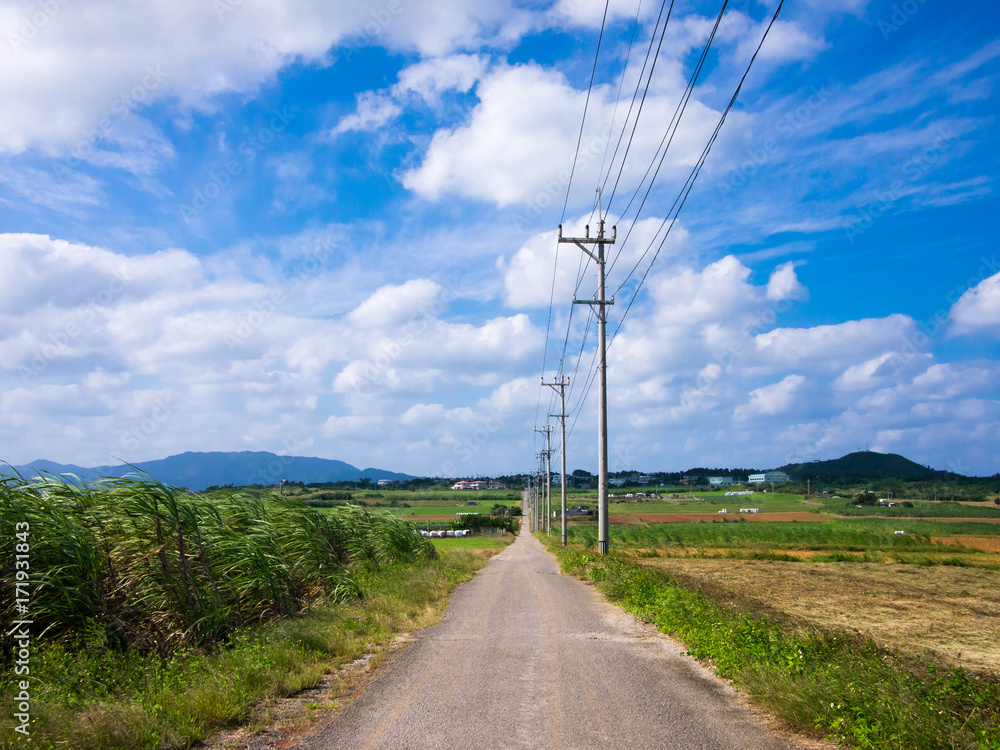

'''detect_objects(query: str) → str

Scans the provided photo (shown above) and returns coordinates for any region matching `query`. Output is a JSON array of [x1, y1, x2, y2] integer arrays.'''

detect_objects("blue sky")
[[1, 0, 998, 477]]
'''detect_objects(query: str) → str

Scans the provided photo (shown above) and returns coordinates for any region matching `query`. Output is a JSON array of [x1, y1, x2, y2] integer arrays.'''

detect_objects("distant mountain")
[[3, 451, 414, 491], [779, 451, 956, 482]]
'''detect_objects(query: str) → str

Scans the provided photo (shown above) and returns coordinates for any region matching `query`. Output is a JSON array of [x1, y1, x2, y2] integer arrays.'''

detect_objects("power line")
[[606, 0, 729, 280], [564, 0, 786, 438], [538, 0, 612, 429], [604, 0, 677, 212], [596, 0, 646, 187], [610, 0, 787, 340], [560, 0, 611, 225], [599, 0, 671, 197]]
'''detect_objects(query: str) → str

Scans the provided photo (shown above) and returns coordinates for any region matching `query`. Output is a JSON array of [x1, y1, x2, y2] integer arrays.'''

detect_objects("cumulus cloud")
[[0, 233, 545, 469], [950, 271, 1000, 335], [334, 92, 403, 134], [348, 279, 444, 329], [402, 59, 719, 206], [765, 260, 808, 301], [733, 374, 806, 421], [395, 54, 487, 103], [0, 0, 531, 157]]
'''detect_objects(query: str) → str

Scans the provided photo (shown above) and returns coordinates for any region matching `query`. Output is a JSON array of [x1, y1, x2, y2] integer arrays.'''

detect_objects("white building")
[[709, 476, 734, 487], [747, 471, 791, 485], [452, 480, 488, 490]]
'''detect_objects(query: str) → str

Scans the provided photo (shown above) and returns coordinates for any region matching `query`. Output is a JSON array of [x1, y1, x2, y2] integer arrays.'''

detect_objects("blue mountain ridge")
[[3, 451, 414, 491]]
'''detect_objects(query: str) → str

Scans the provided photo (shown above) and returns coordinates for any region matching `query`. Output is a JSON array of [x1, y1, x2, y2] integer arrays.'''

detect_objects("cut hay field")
[[638, 558, 1000, 673]]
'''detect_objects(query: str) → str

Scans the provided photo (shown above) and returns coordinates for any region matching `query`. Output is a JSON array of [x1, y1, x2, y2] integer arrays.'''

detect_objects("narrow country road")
[[300, 532, 796, 750]]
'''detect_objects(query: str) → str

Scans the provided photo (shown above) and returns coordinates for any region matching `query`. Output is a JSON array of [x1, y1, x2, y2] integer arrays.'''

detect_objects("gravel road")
[[300, 531, 796, 750]]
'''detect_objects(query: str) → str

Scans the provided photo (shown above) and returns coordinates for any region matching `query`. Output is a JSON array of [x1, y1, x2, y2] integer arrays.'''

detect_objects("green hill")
[[779, 451, 957, 482]]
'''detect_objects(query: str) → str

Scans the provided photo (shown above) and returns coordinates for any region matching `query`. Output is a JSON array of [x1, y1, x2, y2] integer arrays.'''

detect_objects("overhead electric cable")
[[539, 0, 611, 423], [603, 0, 677, 212], [610, 0, 786, 339], [606, 0, 728, 279]]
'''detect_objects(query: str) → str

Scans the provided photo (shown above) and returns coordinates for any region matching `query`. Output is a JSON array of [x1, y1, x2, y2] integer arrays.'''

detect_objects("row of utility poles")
[[529, 196, 615, 553]]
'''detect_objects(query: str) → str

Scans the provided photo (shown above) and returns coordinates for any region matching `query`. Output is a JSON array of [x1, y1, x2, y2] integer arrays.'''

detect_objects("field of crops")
[[0, 474, 435, 656]]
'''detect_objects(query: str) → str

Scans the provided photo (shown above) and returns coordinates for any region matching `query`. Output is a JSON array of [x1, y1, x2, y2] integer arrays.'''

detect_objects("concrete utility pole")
[[559, 198, 616, 555], [544, 376, 570, 545], [535, 427, 553, 536]]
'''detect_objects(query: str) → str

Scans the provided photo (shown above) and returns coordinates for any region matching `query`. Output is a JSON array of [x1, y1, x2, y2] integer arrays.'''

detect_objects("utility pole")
[[544, 376, 570, 545], [559, 196, 615, 555], [535, 426, 553, 536]]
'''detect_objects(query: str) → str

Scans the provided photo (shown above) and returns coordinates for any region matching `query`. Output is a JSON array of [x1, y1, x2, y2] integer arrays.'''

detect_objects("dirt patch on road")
[[640, 558, 1000, 673], [611, 512, 832, 525]]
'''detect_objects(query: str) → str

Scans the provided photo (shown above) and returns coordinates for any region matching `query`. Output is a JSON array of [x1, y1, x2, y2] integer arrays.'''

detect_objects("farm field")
[[638, 558, 1000, 673]]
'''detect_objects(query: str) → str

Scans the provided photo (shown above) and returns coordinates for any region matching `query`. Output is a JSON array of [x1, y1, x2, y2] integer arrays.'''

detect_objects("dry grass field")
[[639, 558, 1000, 673]]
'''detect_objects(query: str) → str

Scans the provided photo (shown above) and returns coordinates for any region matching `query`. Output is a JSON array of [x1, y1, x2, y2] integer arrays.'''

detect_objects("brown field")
[[609, 512, 832, 525], [932, 535, 1000, 552], [640, 558, 1000, 673]]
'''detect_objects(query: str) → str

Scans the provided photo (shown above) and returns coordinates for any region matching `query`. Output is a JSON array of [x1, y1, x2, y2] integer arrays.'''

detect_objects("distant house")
[[709, 476, 734, 487], [747, 471, 791, 485], [376, 479, 395, 486], [452, 480, 488, 490], [610, 478, 628, 487]]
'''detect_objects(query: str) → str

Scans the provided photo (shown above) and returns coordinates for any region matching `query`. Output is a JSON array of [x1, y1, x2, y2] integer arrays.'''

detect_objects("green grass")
[[569, 521, 944, 553], [0, 550, 486, 750], [822, 497, 1000, 519], [0, 474, 435, 654], [549, 545, 1000, 749], [838, 517, 1000, 536]]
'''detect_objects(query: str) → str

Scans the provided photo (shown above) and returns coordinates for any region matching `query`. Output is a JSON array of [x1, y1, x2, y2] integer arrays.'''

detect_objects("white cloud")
[[394, 54, 486, 103], [733, 374, 806, 421], [348, 279, 443, 329], [950, 271, 1000, 335], [0, 0, 532, 157], [765, 260, 808, 301], [402, 59, 720, 206], [754, 315, 915, 368], [334, 92, 403, 134]]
